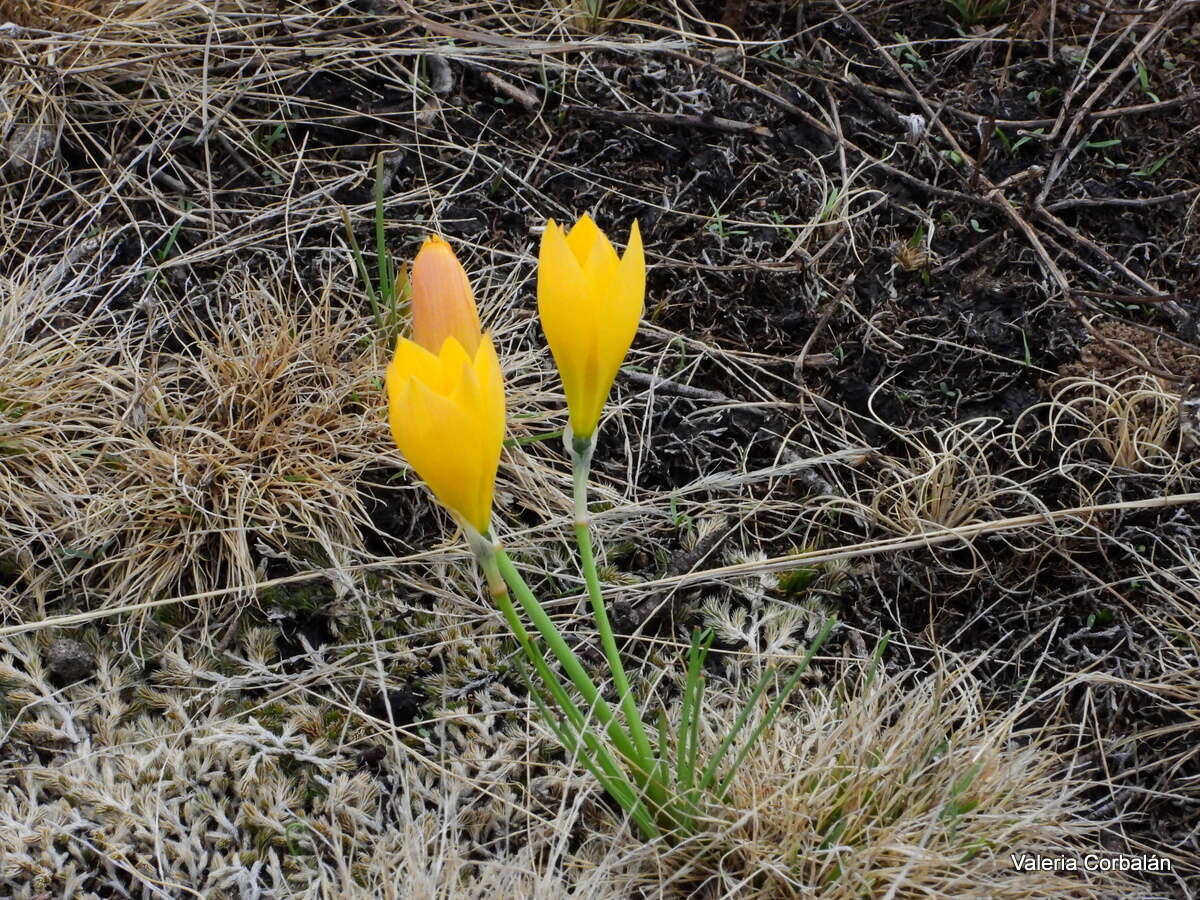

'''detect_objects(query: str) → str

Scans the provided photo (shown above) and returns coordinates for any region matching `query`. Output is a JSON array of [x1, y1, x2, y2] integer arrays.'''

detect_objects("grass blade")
[[712, 618, 836, 798], [700, 617, 835, 796]]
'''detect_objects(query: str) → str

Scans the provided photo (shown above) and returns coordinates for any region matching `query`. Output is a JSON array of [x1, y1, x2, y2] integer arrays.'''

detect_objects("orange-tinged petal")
[[410, 235, 482, 356]]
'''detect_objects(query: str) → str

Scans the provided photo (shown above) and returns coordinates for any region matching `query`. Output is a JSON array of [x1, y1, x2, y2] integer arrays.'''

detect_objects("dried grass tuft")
[[1041, 374, 1183, 473], [623, 657, 1139, 899], [0, 271, 391, 614]]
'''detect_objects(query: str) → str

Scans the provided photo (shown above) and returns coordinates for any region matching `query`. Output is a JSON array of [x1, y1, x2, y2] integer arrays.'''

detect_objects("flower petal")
[[539, 222, 600, 433], [386, 334, 505, 532], [538, 215, 645, 438], [582, 228, 620, 298], [410, 235, 481, 356], [565, 212, 602, 265], [392, 377, 489, 530]]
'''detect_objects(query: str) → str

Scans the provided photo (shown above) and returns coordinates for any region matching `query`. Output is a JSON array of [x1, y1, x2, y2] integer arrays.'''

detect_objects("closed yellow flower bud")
[[386, 237, 505, 534], [538, 214, 644, 439]]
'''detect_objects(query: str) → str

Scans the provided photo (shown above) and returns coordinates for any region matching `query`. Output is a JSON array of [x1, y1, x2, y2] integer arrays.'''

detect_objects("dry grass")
[[1, 0, 1197, 895], [0, 269, 392, 616], [0, 627, 1139, 899], [648, 659, 1135, 899], [1039, 374, 1184, 473], [859, 418, 1034, 533]]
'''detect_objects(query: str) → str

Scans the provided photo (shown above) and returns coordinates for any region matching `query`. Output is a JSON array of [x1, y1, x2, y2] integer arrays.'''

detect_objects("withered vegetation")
[[1, 0, 1197, 896]]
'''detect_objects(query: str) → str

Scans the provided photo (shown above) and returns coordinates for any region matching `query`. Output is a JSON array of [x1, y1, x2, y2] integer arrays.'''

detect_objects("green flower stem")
[[522, 673, 660, 841], [479, 552, 659, 837], [492, 549, 649, 778], [570, 437, 656, 771]]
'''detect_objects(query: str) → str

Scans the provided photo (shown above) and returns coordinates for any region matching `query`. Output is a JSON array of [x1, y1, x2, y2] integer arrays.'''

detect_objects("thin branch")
[[563, 104, 772, 138]]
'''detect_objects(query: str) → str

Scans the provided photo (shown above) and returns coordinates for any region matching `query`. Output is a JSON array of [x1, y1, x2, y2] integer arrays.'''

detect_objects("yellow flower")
[[538, 214, 644, 439], [386, 236, 505, 534]]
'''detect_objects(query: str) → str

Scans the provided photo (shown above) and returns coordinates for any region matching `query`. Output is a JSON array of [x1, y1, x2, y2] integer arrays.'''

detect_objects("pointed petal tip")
[[417, 233, 449, 254]]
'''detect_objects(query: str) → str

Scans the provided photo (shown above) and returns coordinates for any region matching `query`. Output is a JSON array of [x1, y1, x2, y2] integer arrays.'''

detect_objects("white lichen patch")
[[0, 615, 1142, 898]]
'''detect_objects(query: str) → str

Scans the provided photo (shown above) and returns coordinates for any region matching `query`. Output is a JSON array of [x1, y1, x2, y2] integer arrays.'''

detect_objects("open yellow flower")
[[538, 214, 643, 439], [386, 237, 505, 534]]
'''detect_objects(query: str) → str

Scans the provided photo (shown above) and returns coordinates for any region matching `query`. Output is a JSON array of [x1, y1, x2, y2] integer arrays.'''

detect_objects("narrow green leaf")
[[494, 551, 651, 784], [714, 618, 835, 798], [699, 618, 835, 796], [677, 628, 713, 795], [503, 428, 565, 448], [340, 207, 383, 338], [656, 708, 673, 792], [373, 153, 393, 308], [522, 669, 660, 840], [864, 632, 891, 691]]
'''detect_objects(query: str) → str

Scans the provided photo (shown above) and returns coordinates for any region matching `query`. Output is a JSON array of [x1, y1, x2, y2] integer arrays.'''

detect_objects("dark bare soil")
[[385, 3, 1200, 889]]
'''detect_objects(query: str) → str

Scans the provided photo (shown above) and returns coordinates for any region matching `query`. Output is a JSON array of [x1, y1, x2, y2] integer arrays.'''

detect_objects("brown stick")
[[1075, 295, 1200, 360], [1035, 207, 1158, 291], [1035, 0, 1187, 204], [1075, 289, 1198, 305], [1045, 187, 1200, 212], [821, 68, 1194, 131], [833, 1, 1075, 306], [563, 104, 772, 137], [660, 49, 996, 208], [621, 370, 729, 402], [481, 71, 540, 110], [1078, 319, 1189, 384], [795, 274, 854, 381], [836, 4, 1192, 384]]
